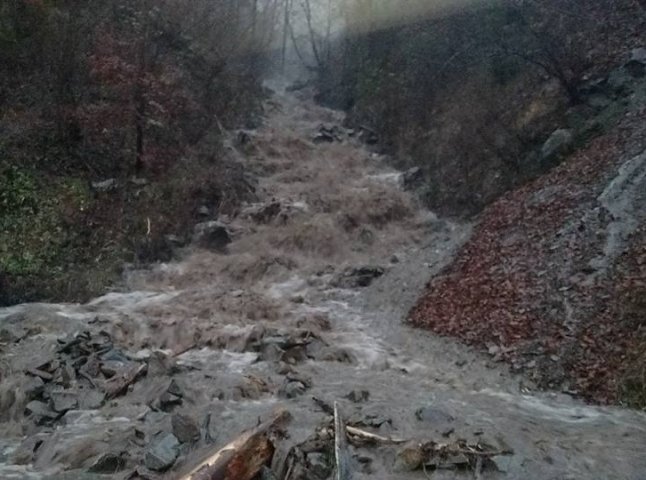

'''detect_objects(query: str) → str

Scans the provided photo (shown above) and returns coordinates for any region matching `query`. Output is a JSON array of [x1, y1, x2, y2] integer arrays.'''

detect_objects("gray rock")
[[100, 360, 132, 378], [415, 406, 455, 424], [147, 351, 176, 376], [144, 434, 180, 472], [164, 234, 186, 250], [192, 221, 231, 250], [402, 167, 424, 190], [197, 205, 211, 217], [346, 390, 370, 403], [394, 442, 424, 472], [23, 376, 45, 400], [50, 391, 78, 413], [625, 49, 646, 77], [333, 265, 385, 288], [541, 129, 573, 162], [129, 177, 149, 186], [78, 390, 105, 410], [87, 452, 128, 473], [171, 413, 200, 444], [281, 380, 307, 399], [25, 400, 57, 419], [91, 179, 118, 193], [629, 47, 646, 65], [607, 67, 635, 94]]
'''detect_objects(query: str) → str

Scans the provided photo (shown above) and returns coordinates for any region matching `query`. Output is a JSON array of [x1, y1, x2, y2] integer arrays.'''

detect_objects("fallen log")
[[346, 426, 407, 446], [334, 402, 352, 480], [175, 410, 290, 480]]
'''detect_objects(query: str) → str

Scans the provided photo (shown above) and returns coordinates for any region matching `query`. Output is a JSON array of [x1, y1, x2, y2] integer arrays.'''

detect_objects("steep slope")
[[410, 104, 646, 406]]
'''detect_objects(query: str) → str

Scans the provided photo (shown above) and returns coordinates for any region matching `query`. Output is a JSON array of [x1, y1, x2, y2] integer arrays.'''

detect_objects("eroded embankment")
[[410, 107, 646, 406]]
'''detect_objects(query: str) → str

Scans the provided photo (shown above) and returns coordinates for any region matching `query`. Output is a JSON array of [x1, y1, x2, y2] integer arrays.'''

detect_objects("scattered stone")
[[358, 127, 378, 145], [50, 391, 78, 413], [78, 389, 105, 410], [280, 380, 307, 399], [87, 452, 128, 474], [607, 67, 635, 95], [91, 178, 118, 192], [487, 344, 501, 356], [129, 177, 149, 186], [144, 434, 180, 472], [415, 406, 455, 424], [171, 413, 200, 444], [312, 124, 344, 144], [147, 351, 176, 377], [192, 221, 232, 251], [346, 390, 370, 403], [402, 167, 424, 190], [245, 201, 282, 224], [629, 47, 646, 65], [26, 368, 53, 382], [541, 129, 574, 162], [164, 234, 186, 250], [333, 265, 385, 288], [100, 360, 132, 378], [296, 314, 332, 332], [394, 442, 424, 472], [626, 47, 646, 77], [23, 376, 45, 400], [0, 325, 29, 343], [358, 228, 375, 245], [25, 400, 57, 420], [490, 454, 512, 473], [197, 205, 211, 217]]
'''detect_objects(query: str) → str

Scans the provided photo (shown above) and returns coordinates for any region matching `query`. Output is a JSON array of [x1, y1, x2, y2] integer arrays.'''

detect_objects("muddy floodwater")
[[1, 84, 646, 480]]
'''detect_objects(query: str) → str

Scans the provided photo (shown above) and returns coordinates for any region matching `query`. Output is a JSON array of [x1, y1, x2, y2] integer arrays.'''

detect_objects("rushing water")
[[1, 83, 645, 479]]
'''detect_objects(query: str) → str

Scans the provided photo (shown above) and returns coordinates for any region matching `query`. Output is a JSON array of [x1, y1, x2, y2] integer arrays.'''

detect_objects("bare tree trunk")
[[281, 0, 291, 71]]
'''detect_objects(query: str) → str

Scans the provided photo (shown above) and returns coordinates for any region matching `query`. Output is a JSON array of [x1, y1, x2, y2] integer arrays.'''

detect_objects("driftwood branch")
[[175, 410, 290, 480], [346, 426, 407, 446], [334, 402, 352, 480]]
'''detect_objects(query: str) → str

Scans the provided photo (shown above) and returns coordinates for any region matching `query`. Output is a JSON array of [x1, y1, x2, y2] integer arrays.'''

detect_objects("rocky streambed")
[[1, 84, 646, 480]]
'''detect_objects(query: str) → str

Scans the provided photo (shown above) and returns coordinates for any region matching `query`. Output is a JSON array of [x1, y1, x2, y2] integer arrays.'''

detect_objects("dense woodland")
[[0, 0, 284, 304], [316, 0, 645, 215]]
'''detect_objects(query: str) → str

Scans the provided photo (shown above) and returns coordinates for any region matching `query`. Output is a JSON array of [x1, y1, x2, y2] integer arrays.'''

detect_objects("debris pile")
[[22, 331, 147, 424]]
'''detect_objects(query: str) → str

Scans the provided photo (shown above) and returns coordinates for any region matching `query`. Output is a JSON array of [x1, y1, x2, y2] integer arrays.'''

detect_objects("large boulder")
[[625, 47, 646, 78], [541, 129, 574, 162], [192, 221, 231, 251], [144, 434, 179, 472]]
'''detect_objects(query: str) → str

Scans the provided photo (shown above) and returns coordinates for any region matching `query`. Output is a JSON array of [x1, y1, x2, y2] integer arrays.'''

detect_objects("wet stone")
[[147, 351, 176, 376], [100, 360, 132, 378], [27, 367, 53, 382], [78, 389, 105, 410], [171, 413, 200, 444], [23, 376, 45, 400], [87, 452, 128, 473], [394, 442, 424, 472], [346, 390, 370, 403], [144, 433, 180, 472], [333, 265, 385, 288], [11, 436, 45, 465], [25, 400, 57, 420], [415, 406, 455, 425], [280, 380, 307, 398], [50, 390, 79, 413]]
